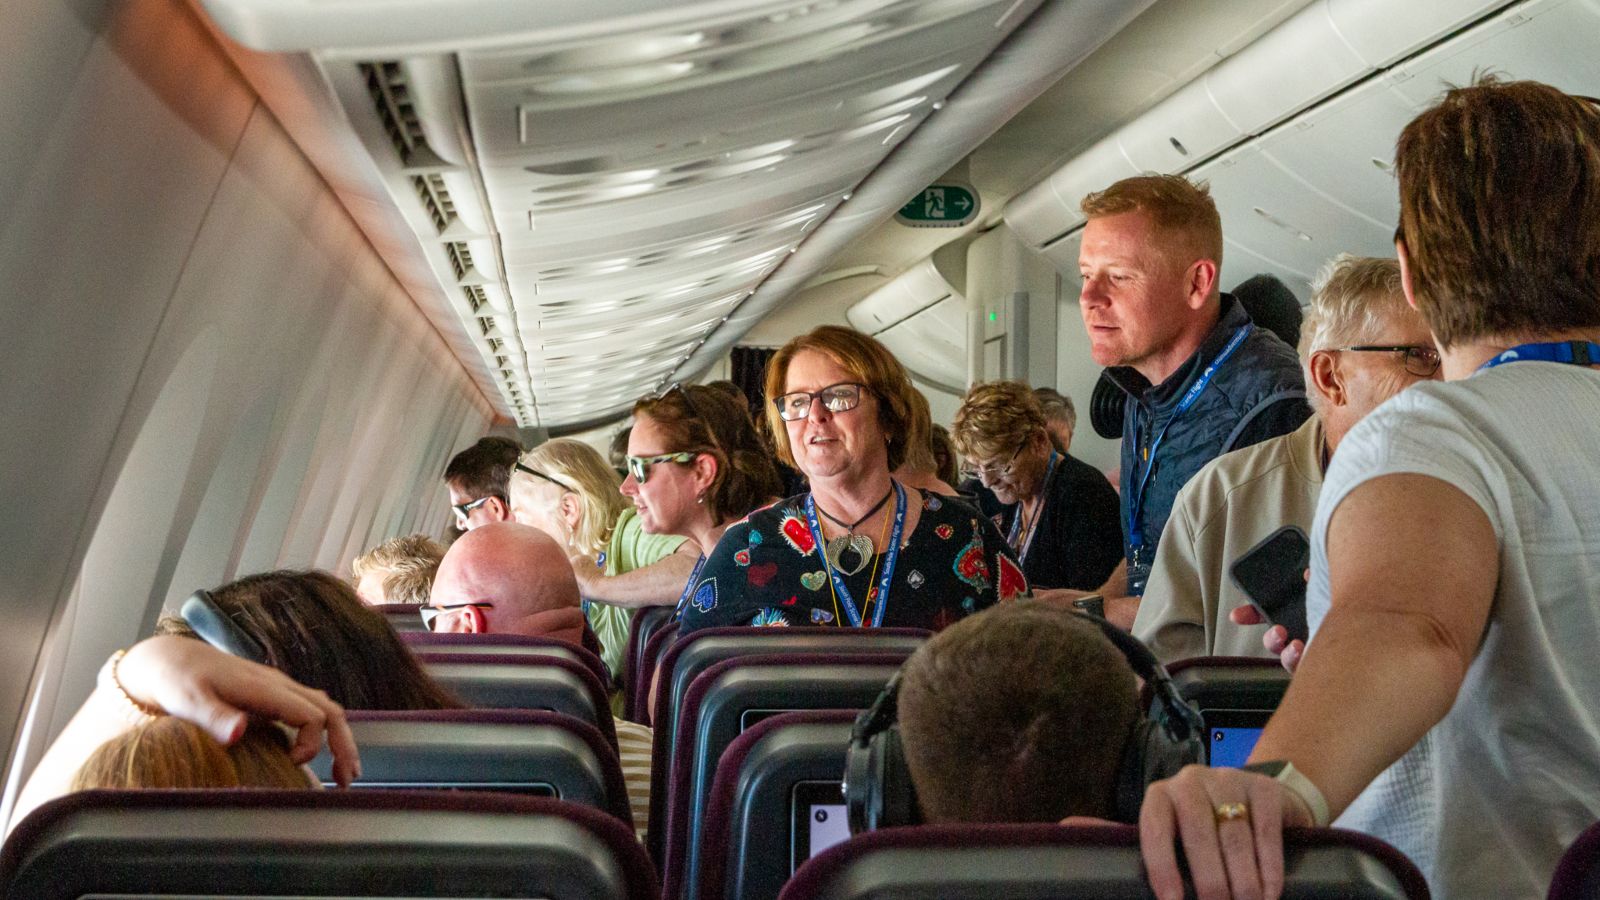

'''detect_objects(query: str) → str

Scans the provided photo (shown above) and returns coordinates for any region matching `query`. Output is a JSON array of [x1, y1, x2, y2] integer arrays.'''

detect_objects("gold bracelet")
[[108, 649, 164, 721]]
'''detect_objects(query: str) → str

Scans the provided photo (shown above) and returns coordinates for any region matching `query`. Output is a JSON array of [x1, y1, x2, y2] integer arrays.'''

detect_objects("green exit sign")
[[895, 183, 979, 227]]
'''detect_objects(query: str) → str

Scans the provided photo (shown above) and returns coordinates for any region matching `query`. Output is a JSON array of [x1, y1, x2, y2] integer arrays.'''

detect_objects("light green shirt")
[[587, 507, 685, 684]]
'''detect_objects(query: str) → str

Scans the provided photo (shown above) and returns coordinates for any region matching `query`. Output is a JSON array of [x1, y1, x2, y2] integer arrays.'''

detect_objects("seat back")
[[373, 601, 426, 632], [1160, 656, 1292, 767], [700, 710, 858, 900], [419, 652, 617, 749], [0, 790, 658, 900], [777, 823, 1429, 900], [307, 709, 631, 825], [623, 605, 677, 720], [1549, 819, 1600, 900], [651, 627, 926, 776], [632, 619, 682, 724], [646, 629, 925, 864], [660, 653, 909, 900], [405, 631, 609, 687]]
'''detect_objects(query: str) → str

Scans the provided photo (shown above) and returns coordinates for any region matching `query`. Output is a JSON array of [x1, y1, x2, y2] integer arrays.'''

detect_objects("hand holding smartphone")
[[1229, 525, 1311, 644]]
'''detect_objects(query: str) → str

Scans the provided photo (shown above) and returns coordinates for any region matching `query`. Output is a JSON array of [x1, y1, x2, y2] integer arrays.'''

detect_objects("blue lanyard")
[[1128, 326, 1251, 551], [804, 481, 908, 627], [672, 554, 708, 617], [1478, 340, 1600, 370], [1007, 451, 1058, 563]]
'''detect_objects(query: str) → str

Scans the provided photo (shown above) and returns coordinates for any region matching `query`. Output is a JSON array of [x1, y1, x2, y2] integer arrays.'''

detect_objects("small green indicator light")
[[988, 311, 997, 322]]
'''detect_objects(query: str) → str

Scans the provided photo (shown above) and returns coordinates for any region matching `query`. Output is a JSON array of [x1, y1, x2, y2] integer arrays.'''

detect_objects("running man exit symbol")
[[895, 183, 979, 227]]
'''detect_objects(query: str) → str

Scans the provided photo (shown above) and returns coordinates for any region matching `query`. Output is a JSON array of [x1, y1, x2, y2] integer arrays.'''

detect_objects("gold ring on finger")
[[1214, 801, 1249, 823]]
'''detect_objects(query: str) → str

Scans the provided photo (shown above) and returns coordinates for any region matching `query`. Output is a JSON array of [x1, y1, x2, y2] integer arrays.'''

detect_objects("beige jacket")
[[1133, 416, 1324, 663]]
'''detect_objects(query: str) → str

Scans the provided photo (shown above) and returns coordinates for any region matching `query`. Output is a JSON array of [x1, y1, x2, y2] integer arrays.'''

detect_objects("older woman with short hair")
[[679, 326, 1027, 633], [953, 381, 1122, 593], [508, 438, 689, 678]]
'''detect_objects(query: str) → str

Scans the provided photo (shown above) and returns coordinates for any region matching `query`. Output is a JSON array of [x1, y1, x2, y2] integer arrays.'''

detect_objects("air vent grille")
[[479, 316, 497, 335], [463, 285, 487, 311], [360, 61, 438, 168], [445, 242, 475, 281], [412, 174, 453, 233]]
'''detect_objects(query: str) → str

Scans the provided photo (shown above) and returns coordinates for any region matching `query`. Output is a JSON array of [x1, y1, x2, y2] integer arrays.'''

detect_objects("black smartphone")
[[1228, 525, 1310, 644]]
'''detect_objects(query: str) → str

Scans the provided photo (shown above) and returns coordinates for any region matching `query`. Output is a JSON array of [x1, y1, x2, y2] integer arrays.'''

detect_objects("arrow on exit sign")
[[895, 184, 979, 228]]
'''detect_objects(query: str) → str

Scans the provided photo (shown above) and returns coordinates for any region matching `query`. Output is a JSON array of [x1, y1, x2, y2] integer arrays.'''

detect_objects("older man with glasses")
[[952, 381, 1123, 594], [1132, 254, 1440, 664]]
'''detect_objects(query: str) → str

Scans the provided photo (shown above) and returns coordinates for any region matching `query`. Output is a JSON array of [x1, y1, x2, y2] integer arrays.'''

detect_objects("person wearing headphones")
[[848, 600, 1201, 827]]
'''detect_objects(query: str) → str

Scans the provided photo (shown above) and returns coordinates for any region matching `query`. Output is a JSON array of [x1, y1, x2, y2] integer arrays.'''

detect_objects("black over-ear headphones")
[[842, 612, 1204, 833], [180, 589, 269, 665]]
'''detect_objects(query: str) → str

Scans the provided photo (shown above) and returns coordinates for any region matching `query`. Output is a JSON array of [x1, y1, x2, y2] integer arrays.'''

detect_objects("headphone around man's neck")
[[842, 611, 1204, 832]]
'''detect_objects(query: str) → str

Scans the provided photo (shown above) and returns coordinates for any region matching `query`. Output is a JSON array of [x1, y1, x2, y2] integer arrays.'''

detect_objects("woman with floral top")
[[680, 326, 1028, 634]]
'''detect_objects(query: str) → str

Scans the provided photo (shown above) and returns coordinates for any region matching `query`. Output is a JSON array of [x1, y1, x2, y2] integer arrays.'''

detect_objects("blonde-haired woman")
[[507, 438, 691, 679]]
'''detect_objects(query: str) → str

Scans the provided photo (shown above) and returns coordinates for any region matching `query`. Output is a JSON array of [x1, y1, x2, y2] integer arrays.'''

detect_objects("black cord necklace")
[[816, 486, 894, 533], [814, 485, 894, 577]]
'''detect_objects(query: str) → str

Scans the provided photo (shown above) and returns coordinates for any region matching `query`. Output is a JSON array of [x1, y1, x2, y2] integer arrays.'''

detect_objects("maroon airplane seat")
[[307, 708, 632, 826], [658, 653, 908, 900], [778, 822, 1429, 900], [698, 709, 859, 900], [1, 789, 658, 900], [404, 630, 609, 689]]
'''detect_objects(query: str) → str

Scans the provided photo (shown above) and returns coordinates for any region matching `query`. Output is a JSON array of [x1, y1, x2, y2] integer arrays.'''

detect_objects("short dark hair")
[[443, 436, 522, 499], [1396, 76, 1600, 347], [898, 602, 1139, 823]]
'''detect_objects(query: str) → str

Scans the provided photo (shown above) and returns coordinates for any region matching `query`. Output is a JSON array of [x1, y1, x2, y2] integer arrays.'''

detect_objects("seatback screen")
[[790, 780, 849, 871], [1203, 709, 1270, 768]]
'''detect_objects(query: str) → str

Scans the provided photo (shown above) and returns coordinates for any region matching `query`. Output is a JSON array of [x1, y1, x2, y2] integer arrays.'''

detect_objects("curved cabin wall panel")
[[0, 0, 491, 802]]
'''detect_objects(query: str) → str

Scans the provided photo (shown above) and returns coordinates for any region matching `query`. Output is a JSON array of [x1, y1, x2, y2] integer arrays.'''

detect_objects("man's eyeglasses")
[[627, 451, 698, 484], [1337, 345, 1442, 377], [420, 601, 494, 631], [772, 382, 866, 421], [450, 495, 498, 526], [515, 462, 575, 494], [964, 440, 1026, 483]]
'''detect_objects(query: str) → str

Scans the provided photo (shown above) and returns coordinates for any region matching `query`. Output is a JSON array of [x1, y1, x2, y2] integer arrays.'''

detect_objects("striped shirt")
[[613, 717, 654, 840]]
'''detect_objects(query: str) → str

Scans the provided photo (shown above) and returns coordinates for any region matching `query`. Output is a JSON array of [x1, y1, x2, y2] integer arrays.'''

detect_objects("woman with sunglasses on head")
[[952, 380, 1123, 594], [621, 383, 784, 618], [507, 438, 691, 679], [678, 326, 1028, 635]]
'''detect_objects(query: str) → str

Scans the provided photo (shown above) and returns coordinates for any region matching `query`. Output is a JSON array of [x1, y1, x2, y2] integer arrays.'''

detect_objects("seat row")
[[6, 786, 1496, 899], [334, 620, 1309, 900], [5, 616, 1489, 899]]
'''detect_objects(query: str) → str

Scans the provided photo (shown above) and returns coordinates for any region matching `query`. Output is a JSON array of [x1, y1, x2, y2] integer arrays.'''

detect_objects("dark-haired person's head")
[[159, 570, 459, 710], [443, 436, 522, 531], [1232, 273, 1304, 349], [897, 602, 1140, 823], [1395, 76, 1600, 348]]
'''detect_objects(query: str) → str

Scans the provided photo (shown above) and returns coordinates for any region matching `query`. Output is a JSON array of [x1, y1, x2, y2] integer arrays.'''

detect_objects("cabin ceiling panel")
[[200, 0, 1037, 431]]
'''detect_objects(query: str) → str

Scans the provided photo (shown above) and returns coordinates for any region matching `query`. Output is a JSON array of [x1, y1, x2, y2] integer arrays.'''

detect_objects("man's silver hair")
[[1298, 255, 1410, 412]]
